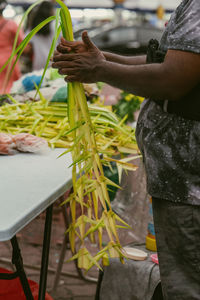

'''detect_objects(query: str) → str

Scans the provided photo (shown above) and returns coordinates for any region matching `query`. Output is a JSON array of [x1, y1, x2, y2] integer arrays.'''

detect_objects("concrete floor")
[[0, 203, 99, 300]]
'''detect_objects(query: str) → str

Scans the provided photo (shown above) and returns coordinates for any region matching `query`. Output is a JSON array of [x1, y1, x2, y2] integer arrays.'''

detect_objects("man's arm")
[[53, 33, 200, 101], [102, 52, 147, 65], [56, 33, 146, 66], [96, 50, 200, 100]]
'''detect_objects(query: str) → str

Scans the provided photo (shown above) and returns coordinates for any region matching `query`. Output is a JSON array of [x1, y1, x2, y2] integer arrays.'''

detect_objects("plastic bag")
[[111, 158, 150, 245], [0, 133, 17, 155], [13, 133, 49, 153], [0, 133, 49, 155]]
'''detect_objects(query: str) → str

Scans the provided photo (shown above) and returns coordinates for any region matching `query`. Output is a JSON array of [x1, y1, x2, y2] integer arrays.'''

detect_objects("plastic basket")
[[0, 267, 53, 300]]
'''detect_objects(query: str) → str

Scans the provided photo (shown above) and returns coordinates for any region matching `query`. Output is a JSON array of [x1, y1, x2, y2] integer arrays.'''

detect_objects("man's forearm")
[[53, 47, 199, 100], [96, 49, 200, 101], [102, 52, 147, 65], [96, 60, 173, 100]]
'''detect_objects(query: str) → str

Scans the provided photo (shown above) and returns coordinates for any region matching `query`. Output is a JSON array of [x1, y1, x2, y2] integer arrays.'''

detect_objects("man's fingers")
[[61, 37, 82, 49], [53, 50, 59, 55], [65, 75, 78, 82], [82, 31, 96, 50], [58, 67, 78, 75], [52, 60, 77, 69], [61, 37, 75, 47], [57, 44, 71, 54], [53, 53, 77, 62], [51, 50, 59, 61]]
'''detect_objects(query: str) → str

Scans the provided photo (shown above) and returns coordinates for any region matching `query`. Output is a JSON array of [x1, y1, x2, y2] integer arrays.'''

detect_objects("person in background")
[[0, 0, 24, 94], [52, 0, 200, 299], [25, 1, 55, 71]]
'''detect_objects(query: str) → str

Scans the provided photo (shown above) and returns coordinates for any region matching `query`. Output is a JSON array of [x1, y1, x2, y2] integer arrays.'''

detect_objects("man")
[[52, 0, 200, 299]]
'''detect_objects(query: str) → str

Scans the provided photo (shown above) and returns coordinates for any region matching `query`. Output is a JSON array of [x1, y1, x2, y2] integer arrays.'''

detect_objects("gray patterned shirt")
[[135, 0, 200, 205]]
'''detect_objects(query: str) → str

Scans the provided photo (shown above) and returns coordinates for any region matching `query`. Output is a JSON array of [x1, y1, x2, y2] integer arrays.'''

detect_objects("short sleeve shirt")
[[160, 0, 200, 53], [135, 0, 200, 205]]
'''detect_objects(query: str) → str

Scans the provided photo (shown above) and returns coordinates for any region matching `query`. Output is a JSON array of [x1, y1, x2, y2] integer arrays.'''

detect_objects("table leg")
[[38, 204, 53, 300], [11, 236, 34, 300], [52, 232, 68, 292]]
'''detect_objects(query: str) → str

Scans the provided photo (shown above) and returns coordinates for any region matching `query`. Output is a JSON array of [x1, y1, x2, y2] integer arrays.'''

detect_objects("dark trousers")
[[152, 198, 200, 300]]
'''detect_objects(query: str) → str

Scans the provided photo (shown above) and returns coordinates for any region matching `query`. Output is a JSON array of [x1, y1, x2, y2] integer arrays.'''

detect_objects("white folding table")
[[0, 148, 73, 299]]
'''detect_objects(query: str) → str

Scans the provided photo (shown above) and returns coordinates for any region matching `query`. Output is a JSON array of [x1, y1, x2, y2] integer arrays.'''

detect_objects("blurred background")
[[4, 0, 181, 57]]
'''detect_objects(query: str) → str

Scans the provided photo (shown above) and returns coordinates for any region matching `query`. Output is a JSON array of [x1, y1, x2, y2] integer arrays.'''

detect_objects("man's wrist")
[[94, 59, 108, 82]]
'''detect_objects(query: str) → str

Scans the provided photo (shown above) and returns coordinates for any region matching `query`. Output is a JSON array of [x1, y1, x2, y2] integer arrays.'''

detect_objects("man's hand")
[[57, 33, 88, 54], [52, 31, 105, 83]]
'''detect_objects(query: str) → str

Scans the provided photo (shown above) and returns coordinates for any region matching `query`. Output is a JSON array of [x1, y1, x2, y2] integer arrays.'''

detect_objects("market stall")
[[0, 1, 161, 299]]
